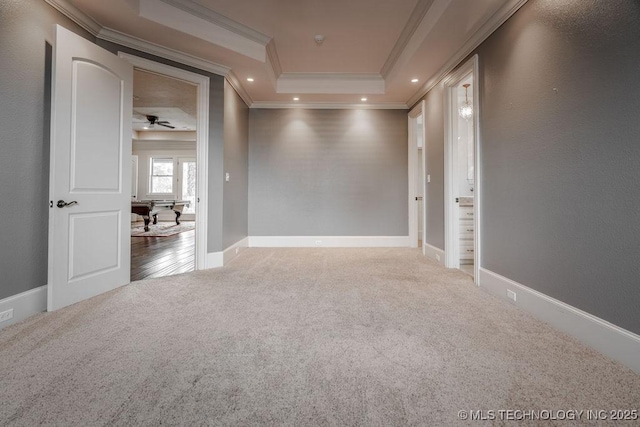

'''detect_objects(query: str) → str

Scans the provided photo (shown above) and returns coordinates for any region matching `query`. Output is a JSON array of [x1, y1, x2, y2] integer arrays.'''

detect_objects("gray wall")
[[423, 85, 445, 249], [96, 41, 227, 253], [0, 0, 94, 300], [249, 109, 408, 236], [419, 0, 640, 334], [222, 81, 249, 249]]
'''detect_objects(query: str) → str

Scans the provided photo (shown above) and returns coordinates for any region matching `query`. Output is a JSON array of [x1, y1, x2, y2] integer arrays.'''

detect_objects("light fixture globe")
[[458, 83, 473, 121]]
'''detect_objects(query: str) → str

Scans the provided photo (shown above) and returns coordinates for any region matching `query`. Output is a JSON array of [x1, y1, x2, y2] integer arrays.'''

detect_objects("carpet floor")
[[0, 248, 638, 426]]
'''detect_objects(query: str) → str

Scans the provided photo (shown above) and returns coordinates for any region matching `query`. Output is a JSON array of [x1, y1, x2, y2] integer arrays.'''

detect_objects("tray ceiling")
[[50, 0, 527, 108]]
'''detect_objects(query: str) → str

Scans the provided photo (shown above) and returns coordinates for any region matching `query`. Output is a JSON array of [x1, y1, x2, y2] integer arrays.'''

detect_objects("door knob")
[[57, 200, 78, 208]]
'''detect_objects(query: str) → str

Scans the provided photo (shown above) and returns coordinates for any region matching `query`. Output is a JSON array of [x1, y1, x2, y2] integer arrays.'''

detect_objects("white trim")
[[43, 0, 102, 36], [248, 236, 410, 248], [140, 0, 268, 62], [277, 73, 385, 95], [205, 237, 249, 268], [205, 251, 224, 269], [407, 0, 529, 107], [0, 285, 47, 330], [422, 243, 445, 265], [223, 237, 249, 265], [118, 53, 210, 271], [250, 102, 409, 110], [158, 0, 271, 45], [478, 268, 640, 374], [225, 72, 253, 107], [100, 28, 230, 77], [443, 55, 480, 279], [380, 0, 435, 78], [265, 40, 282, 89]]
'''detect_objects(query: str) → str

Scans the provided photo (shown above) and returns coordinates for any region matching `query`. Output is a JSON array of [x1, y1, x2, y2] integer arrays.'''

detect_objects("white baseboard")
[[223, 237, 249, 265], [248, 236, 410, 248], [205, 237, 249, 269], [0, 285, 47, 330], [423, 242, 445, 265], [479, 268, 640, 374], [205, 251, 224, 269]]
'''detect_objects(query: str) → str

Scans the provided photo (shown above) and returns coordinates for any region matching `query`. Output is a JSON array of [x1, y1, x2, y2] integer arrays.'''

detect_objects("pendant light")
[[458, 83, 473, 121]]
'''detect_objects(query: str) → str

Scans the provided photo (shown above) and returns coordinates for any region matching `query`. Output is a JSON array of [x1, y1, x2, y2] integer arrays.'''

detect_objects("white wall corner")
[[423, 243, 445, 265], [248, 236, 410, 248], [0, 285, 48, 330], [478, 268, 640, 374], [265, 40, 282, 90], [223, 237, 249, 265]]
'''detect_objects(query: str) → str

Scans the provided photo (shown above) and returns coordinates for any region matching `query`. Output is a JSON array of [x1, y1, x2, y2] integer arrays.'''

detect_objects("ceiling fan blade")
[[157, 122, 176, 129]]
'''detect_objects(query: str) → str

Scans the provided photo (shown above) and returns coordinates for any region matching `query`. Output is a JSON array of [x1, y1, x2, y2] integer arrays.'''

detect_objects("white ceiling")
[[132, 69, 197, 132], [52, 0, 527, 108]]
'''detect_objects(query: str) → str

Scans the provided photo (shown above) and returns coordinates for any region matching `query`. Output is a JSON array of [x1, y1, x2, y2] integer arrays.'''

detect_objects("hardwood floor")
[[131, 226, 195, 281]]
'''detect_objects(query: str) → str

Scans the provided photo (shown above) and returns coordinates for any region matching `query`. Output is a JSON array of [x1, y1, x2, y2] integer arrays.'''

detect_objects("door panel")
[[71, 60, 122, 192], [49, 25, 133, 311]]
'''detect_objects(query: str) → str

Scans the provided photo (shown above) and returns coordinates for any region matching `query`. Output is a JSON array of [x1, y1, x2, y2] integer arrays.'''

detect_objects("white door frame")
[[443, 55, 481, 282], [408, 101, 426, 250], [118, 53, 209, 271]]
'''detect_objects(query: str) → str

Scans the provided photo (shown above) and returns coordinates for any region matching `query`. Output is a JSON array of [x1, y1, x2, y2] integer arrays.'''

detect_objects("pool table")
[[131, 200, 190, 232]]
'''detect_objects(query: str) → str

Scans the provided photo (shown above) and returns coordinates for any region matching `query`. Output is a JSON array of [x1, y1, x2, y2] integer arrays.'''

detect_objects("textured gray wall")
[[222, 81, 249, 249], [423, 85, 445, 249], [249, 109, 408, 236], [97, 41, 227, 253], [419, 0, 640, 334], [0, 0, 94, 300]]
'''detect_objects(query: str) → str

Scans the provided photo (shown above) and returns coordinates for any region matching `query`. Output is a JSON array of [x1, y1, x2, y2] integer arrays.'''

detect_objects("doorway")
[[444, 55, 480, 281], [408, 101, 427, 250], [118, 53, 210, 278]]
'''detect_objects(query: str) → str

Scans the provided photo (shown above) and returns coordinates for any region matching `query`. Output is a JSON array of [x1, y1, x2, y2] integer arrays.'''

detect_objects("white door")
[[48, 25, 133, 311]]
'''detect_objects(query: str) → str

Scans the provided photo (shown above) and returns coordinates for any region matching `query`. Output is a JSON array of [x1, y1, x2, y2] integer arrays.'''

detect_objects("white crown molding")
[[406, 0, 529, 107], [140, 0, 269, 62], [250, 102, 408, 110], [265, 40, 283, 90], [43, 0, 103, 36], [380, 0, 435, 79], [159, 0, 271, 45], [99, 27, 231, 77], [226, 71, 254, 107], [277, 73, 385, 95]]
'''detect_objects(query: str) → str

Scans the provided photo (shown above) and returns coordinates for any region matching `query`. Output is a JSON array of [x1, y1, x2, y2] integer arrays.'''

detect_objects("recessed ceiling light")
[[246, 77, 254, 82], [411, 78, 419, 83], [361, 97, 368, 102], [293, 97, 300, 101]]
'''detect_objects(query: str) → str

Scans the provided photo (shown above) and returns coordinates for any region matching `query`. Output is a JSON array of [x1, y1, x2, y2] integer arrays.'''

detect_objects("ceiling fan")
[[143, 115, 175, 129]]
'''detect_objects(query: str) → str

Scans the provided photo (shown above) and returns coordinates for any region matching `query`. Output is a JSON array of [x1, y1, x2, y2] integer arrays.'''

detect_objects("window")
[[149, 158, 174, 194], [180, 159, 197, 214]]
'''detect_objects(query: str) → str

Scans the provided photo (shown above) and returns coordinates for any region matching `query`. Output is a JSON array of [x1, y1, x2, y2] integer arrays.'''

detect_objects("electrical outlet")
[[0, 309, 14, 323], [225, 172, 230, 182], [507, 289, 517, 302], [427, 174, 431, 183], [315, 240, 323, 246]]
